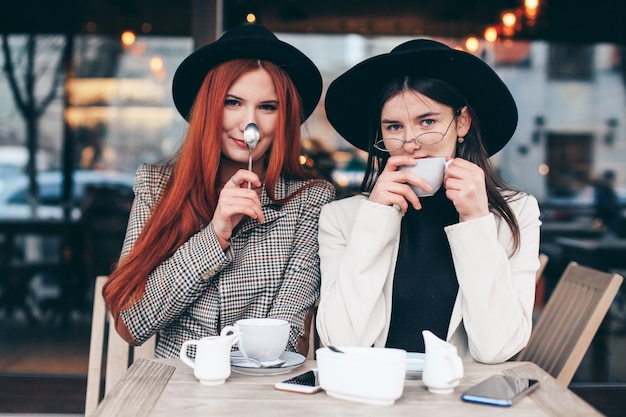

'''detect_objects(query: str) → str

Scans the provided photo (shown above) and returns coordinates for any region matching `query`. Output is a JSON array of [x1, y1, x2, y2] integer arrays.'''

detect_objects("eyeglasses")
[[374, 114, 458, 153]]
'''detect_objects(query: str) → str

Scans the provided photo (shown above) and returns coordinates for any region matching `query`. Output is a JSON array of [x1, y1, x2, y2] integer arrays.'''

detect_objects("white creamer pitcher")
[[179, 332, 240, 385], [422, 330, 464, 394]]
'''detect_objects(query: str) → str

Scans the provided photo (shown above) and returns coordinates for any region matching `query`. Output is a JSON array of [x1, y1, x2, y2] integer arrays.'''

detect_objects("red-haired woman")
[[103, 24, 334, 358]]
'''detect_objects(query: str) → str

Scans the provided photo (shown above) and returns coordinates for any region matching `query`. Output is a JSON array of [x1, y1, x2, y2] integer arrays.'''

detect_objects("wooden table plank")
[[93, 359, 175, 417], [504, 362, 603, 417]]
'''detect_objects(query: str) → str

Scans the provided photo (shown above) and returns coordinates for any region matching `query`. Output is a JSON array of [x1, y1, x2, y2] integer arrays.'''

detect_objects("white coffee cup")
[[398, 157, 453, 197], [179, 332, 240, 385], [220, 318, 290, 363]]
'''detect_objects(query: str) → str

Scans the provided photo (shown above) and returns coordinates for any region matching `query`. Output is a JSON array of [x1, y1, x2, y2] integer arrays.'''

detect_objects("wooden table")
[[93, 358, 601, 417], [555, 236, 626, 272], [540, 221, 606, 245], [0, 218, 84, 321]]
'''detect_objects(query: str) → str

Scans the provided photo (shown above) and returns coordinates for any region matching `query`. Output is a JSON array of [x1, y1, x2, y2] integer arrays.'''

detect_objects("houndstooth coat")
[[118, 164, 335, 358]]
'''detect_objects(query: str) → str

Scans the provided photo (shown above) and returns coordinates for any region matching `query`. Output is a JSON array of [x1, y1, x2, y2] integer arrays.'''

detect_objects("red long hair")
[[103, 59, 319, 316]]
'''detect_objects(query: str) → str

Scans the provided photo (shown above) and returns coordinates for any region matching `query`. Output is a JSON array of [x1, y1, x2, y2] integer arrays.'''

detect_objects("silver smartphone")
[[461, 375, 540, 407], [274, 370, 322, 394]]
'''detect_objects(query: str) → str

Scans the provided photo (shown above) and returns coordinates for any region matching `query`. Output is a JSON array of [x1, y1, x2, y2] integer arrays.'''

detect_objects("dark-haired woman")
[[317, 39, 540, 363]]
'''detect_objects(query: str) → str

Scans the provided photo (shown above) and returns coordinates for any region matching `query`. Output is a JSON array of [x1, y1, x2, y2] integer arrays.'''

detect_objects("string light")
[[85, 22, 97, 33], [525, 0, 539, 10], [479, 0, 543, 43], [501, 9, 520, 38], [524, 0, 539, 25], [121, 30, 136, 46], [150, 57, 163, 72], [502, 11, 517, 28], [465, 36, 480, 52], [470, 2, 544, 73], [484, 26, 498, 42], [524, 0, 539, 18]]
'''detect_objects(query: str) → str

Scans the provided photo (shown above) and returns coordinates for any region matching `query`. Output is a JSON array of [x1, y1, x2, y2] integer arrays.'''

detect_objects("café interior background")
[[1, 1, 626, 389]]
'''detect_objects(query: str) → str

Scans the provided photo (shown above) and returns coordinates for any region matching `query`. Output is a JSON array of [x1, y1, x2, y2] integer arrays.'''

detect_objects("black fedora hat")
[[325, 39, 518, 156], [172, 24, 322, 122]]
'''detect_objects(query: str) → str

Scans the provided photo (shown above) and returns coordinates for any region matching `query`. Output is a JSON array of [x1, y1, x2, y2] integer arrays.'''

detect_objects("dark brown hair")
[[362, 77, 521, 254]]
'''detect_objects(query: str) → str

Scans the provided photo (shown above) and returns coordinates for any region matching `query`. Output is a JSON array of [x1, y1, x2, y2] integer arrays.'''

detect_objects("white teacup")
[[398, 157, 453, 197], [179, 332, 240, 385], [221, 318, 290, 363]]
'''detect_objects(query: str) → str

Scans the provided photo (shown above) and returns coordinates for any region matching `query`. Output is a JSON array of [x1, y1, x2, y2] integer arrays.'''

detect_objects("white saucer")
[[406, 352, 425, 379], [230, 351, 306, 376]]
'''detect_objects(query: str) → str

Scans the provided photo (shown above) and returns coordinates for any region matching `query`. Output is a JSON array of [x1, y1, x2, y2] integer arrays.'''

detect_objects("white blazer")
[[316, 192, 541, 364]]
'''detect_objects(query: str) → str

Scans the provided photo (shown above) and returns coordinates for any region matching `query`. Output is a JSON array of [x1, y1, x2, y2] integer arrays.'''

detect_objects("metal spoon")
[[328, 346, 345, 353], [230, 356, 286, 368], [243, 123, 260, 189]]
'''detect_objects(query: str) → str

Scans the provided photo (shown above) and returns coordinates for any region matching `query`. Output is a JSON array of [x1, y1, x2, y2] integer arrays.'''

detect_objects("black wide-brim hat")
[[172, 24, 322, 122], [325, 39, 518, 156]]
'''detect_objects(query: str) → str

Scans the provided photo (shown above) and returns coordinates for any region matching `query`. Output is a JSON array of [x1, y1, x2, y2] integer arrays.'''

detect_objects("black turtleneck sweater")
[[385, 188, 459, 353]]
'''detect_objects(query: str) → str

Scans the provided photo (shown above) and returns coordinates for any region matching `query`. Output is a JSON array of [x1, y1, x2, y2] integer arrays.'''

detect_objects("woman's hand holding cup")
[[368, 155, 427, 213], [398, 157, 453, 198], [442, 158, 489, 222]]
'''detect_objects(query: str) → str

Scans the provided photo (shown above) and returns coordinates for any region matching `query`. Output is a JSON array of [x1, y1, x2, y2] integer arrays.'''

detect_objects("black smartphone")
[[274, 370, 322, 394], [461, 375, 540, 407]]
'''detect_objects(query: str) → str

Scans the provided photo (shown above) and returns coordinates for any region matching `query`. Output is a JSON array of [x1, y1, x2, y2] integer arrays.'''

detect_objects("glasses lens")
[[415, 132, 445, 146], [373, 140, 386, 152], [376, 131, 446, 152], [386, 138, 405, 151], [375, 138, 402, 152]]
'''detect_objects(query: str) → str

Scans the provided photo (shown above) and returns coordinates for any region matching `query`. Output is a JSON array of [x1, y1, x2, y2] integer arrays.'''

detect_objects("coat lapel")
[[231, 177, 290, 238]]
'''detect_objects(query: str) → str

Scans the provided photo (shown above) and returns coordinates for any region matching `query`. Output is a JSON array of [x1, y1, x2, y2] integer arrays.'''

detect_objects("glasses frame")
[[374, 114, 458, 153]]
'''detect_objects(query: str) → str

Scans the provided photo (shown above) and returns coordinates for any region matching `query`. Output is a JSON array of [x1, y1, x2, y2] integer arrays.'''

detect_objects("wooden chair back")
[[85, 276, 156, 416], [536, 253, 549, 283], [516, 262, 623, 386], [306, 299, 321, 360]]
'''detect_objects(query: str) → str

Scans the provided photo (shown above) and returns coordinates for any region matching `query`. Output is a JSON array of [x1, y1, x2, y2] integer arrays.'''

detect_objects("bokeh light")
[[121, 30, 136, 46]]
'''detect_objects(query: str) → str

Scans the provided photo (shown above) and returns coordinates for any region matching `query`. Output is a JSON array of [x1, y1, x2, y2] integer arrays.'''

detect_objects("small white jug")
[[422, 330, 464, 394], [179, 332, 240, 385]]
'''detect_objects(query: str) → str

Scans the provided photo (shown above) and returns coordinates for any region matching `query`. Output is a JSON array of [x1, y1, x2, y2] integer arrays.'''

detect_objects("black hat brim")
[[325, 41, 517, 156], [172, 24, 322, 123]]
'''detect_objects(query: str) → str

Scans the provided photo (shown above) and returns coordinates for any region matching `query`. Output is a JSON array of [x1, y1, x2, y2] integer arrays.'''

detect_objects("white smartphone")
[[461, 375, 540, 407], [274, 370, 322, 394]]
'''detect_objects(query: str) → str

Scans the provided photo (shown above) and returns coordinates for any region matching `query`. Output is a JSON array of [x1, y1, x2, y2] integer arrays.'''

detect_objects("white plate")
[[230, 351, 306, 376], [406, 352, 425, 379]]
